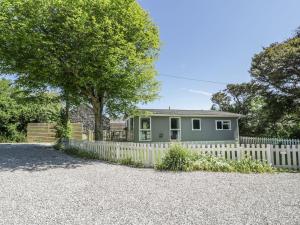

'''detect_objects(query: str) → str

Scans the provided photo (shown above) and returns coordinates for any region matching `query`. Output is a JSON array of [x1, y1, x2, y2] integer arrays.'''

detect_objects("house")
[[126, 109, 242, 143], [107, 120, 126, 141]]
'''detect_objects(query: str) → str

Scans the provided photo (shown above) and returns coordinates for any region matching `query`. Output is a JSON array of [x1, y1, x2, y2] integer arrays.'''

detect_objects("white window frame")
[[139, 117, 151, 141], [169, 117, 181, 141], [191, 118, 201, 131], [215, 120, 231, 130]]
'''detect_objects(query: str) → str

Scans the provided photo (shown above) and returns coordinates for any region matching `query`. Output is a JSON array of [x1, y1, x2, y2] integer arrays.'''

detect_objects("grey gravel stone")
[[0, 144, 299, 225]]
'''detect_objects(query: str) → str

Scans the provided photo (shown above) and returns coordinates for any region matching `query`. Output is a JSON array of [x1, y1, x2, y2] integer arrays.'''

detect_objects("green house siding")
[[181, 117, 238, 141], [132, 116, 239, 142]]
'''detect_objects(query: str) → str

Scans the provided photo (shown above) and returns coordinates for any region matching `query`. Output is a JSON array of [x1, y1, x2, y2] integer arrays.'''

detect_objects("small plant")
[[64, 147, 98, 160], [156, 144, 195, 171], [119, 157, 144, 168], [120, 157, 134, 166], [55, 112, 72, 143], [192, 154, 235, 172], [53, 142, 63, 150], [231, 157, 274, 173]]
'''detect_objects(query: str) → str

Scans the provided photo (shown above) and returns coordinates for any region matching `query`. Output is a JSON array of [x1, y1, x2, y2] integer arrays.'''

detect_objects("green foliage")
[[0, 79, 61, 142], [155, 144, 196, 171], [231, 157, 274, 173], [0, 0, 161, 141], [120, 157, 144, 168], [64, 147, 98, 160], [211, 29, 300, 139], [120, 157, 135, 166], [251, 37, 300, 99], [156, 144, 274, 173], [62, 147, 144, 168], [55, 120, 72, 142]]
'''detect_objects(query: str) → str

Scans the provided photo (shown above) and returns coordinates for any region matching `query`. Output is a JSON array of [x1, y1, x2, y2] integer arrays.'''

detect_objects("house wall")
[[180, 117, 238, 141], [132, 116, 239, 142]]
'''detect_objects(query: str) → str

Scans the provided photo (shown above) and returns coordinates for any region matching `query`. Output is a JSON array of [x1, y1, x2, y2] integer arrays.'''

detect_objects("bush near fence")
[[65, 140, 300, 170]]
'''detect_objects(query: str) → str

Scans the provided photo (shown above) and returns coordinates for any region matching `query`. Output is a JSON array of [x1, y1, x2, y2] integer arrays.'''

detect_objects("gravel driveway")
[[0, 144, 300, 225]]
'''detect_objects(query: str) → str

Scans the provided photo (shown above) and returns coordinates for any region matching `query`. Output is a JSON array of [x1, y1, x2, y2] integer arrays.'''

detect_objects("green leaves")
[[0, 79, 61, 142], [250, 37, 300, 98], [212, 29, 300, 139], [0, 0, 160, 140]]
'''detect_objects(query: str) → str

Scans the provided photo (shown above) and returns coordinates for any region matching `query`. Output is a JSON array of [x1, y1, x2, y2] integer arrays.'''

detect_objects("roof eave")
[[143, 114, 242, 118]]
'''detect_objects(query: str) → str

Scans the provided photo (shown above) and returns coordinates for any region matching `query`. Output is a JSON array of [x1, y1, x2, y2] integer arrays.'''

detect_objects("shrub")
[[192, 154, 236, 172], [64, 147, 98, 160], [55, 120, 72, 142], [231, 157, 274, 173], [156, 144, 195, 171], [156, 144, 274, 173]]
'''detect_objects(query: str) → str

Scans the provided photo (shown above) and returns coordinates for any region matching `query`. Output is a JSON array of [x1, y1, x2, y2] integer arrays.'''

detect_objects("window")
[[216, 120, 231, 130], [170, 117, 181, 141], [192, 119, 201, 130], [139, 117, 151, 141]]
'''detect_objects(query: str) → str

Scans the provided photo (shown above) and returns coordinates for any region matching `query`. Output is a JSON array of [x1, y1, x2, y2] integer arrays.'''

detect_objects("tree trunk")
[[93, 97, 104, 141]]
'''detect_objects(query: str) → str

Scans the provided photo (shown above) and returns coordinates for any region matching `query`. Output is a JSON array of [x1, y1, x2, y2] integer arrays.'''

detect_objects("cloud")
[[181, 88, 212, 97]]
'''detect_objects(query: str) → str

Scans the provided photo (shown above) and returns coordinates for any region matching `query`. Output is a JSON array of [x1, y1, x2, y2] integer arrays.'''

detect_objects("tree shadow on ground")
[[0, 144, 91, 172]]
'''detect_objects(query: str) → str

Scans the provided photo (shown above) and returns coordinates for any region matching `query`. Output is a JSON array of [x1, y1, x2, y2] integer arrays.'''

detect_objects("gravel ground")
[[0, 144, 300, 225]]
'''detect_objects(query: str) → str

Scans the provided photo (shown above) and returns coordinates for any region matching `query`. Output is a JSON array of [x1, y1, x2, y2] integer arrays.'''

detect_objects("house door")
[[170, 117, 181, 141]]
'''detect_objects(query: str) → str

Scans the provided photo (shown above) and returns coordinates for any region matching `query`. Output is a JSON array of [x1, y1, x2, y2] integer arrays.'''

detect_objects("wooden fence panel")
[[27, 123, 83, 143]]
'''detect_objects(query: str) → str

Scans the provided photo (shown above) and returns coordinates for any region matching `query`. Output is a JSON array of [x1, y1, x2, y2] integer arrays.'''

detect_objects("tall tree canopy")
[[0, 0, 160, 140], [250, 32, 300, 101], [212, 28, 300, 138]]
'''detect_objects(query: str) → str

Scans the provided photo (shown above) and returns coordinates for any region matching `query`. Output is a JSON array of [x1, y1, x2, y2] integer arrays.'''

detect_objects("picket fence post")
[[116, 143, 120, 161], [266, 144, 272, 165]]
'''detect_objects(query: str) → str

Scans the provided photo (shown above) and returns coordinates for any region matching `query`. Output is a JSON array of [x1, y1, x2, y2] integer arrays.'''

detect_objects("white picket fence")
[[240, 136, 300, 145], [66, 140, 300, 169]]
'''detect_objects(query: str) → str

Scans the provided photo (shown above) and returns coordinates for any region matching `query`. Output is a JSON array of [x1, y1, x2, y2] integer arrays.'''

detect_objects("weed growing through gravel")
[[155, 144, 275, 173]]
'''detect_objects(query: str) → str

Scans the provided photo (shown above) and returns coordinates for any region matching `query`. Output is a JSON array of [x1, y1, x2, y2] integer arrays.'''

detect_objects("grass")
[[155, 144, 275, 173], [120, 157, 144, 168], [57, 144, 144, 168], [64, 147, 99, 160]]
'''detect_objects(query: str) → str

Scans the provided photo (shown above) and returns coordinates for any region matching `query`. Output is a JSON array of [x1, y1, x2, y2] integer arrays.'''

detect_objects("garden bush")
[[156, 144, 274, 173], [155, 144, 196, 171]]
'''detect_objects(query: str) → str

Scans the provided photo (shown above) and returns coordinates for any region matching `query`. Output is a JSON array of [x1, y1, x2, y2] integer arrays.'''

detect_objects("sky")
[[137, 0, 300, 110]]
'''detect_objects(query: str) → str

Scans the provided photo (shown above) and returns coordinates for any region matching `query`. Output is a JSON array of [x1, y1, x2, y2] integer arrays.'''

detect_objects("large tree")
[[211, 82, 268, 136], [212, 28, 300, 138], [211, 82, 300, 137], [0, 0, 160, 140], [250, 32, 300, 101]]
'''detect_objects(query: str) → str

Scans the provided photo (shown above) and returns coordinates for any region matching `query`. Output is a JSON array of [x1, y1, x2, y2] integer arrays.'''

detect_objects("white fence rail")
[[240, 136, 300, 145], [67, 140, 300, 169]]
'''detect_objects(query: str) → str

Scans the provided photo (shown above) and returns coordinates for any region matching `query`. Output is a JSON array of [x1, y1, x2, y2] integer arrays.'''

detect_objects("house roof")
[[138, 109, 242, 118]]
